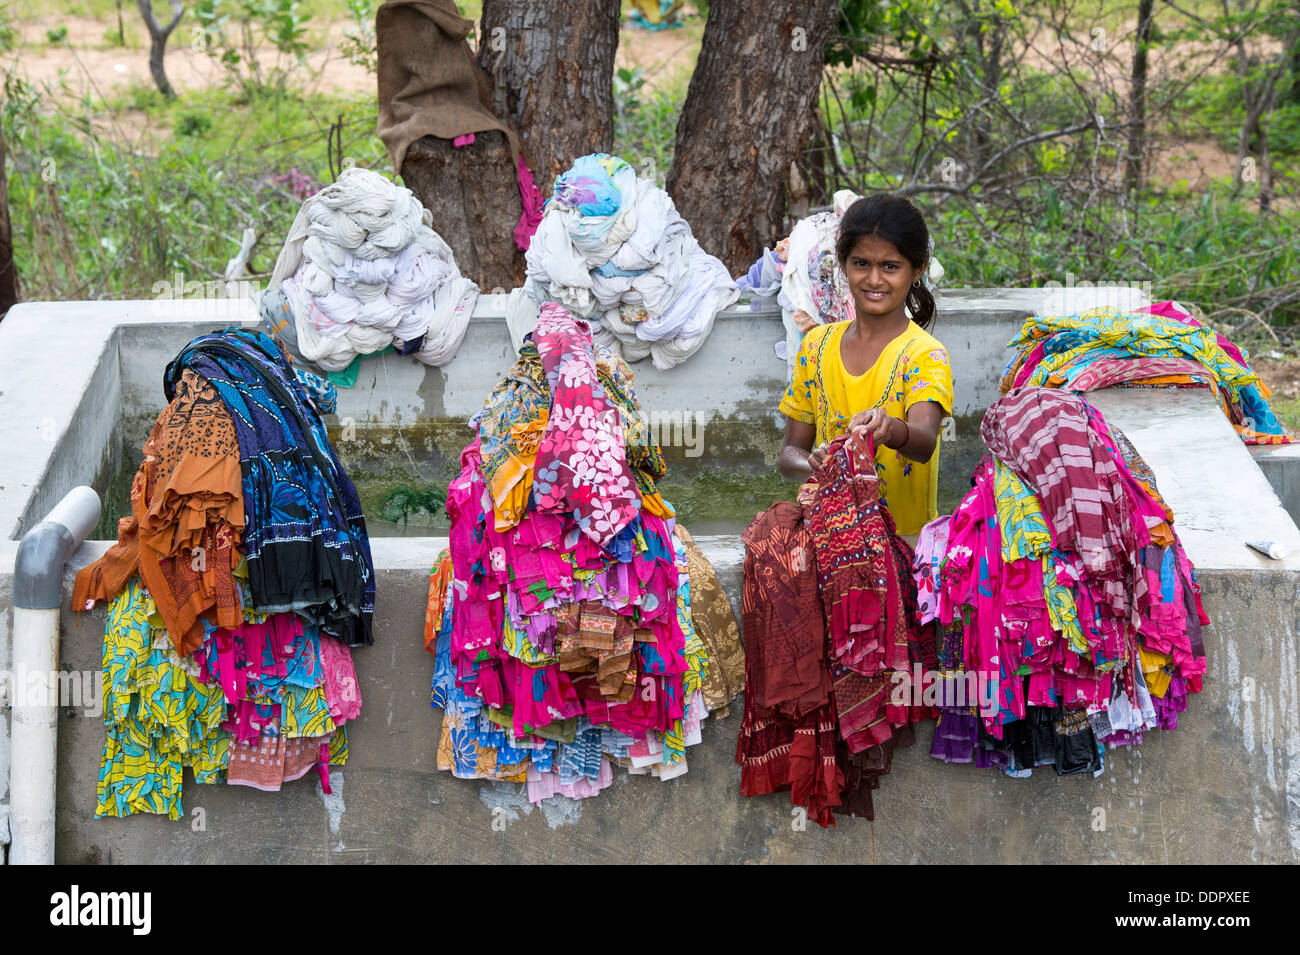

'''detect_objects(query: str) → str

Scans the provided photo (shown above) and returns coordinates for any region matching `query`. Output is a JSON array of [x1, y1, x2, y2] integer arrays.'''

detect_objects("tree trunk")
[[667, 0, 840, 272], [0, 126, 18, 319], [1231, 25, 1300, 214], [956, 0, 1004, 172], [137, 0, 184, 99], [1289, 37, 1300, 105], [401, 132, 525, 290], [1125, 0, 1156, 194], [477, 0, 621, 196], [798, 107, 831, 209]]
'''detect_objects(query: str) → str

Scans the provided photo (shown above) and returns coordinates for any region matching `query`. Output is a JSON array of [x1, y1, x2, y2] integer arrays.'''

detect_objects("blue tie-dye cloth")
[[165, 328, 375, 646]]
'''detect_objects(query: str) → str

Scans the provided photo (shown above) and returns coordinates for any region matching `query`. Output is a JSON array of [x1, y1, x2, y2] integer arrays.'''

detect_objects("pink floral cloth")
[[531, 303, 641, 546], [320, 635, 362, 724], [912, 515, 951, 624]]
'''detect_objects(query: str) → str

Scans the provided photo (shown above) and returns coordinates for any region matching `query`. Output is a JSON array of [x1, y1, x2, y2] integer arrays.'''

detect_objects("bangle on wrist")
[[892, 418, 910, 450]]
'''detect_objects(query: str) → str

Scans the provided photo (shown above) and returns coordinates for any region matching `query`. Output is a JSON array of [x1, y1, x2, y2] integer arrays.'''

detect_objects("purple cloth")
[[736, 247, 785, 296]]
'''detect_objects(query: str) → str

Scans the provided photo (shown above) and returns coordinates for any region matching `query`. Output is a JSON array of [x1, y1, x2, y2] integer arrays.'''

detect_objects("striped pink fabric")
[[1066, 355, 1209, 392], [980, 387, 1133, 581]]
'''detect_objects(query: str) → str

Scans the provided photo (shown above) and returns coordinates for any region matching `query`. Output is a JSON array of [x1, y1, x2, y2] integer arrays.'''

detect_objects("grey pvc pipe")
[[9, 485, 101, 865], [14, 486, 102, 610]]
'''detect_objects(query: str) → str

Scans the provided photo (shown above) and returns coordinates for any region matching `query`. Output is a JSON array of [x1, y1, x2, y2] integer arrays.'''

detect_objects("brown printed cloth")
[[736, 700, 843, 829], [836, 723, 914, 822], [736, 500, 843, 828], [376, 0, 523, 173], [737, 465, 922, 826], [72, 514, 141, 614], [136, 370, 245, 655], [674, 526, 746, 717], [73, 369, 245, 656]]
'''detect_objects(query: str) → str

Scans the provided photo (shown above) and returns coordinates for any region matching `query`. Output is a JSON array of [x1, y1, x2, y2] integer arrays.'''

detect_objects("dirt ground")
[[7, 13, 698, 99]]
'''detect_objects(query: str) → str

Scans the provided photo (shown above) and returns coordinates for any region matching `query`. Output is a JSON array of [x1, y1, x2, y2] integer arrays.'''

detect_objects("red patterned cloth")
[[739, 502, 831, 719], [805, 430, 911, 678], [737, 432, 926, 827]]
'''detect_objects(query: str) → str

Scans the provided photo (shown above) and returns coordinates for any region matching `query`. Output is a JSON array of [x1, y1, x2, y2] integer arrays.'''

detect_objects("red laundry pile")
[[737, 430, 932, 827]]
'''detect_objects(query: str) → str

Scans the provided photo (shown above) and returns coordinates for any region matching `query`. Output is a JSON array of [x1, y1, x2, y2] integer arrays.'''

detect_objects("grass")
[[1271, 395, 1300, 433], [9, 0, 364, 22], [5, 68, 391, 301]]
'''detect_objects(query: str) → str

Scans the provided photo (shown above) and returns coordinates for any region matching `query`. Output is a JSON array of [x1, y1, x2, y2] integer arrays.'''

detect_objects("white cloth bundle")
[[504, 287, 542, 355], [268, 167, 479, 371], [282, 274, 391, 372], [523, 160, 736, 366], [415, 275, 479, 365]]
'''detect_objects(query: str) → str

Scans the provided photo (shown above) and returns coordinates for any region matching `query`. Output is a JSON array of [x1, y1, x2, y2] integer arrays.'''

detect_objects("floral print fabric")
[[1001, 304, 1289, 445], [95, 577, 358, 818], [87, 328, 370, 819], [532, 303, 642, 546], [425, 304, 743, 803]]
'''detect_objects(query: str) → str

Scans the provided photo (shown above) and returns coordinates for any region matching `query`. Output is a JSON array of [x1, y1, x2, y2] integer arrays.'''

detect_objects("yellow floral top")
[[779, 320, 954, 535]]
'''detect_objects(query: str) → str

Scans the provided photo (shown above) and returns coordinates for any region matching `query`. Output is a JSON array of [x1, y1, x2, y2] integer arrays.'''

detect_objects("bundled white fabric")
[[504, 287, 542, 355], [415, 275, 479, 366], [600, 308, 653, 363], [638, 247, 736, 344], [590, 321, 624, 358], [282, 274, 391, 372], [642, 248, 739, 369], [523, 156, 736, 367], [523, 214, 598, 317], [268, 167, 478, 372]]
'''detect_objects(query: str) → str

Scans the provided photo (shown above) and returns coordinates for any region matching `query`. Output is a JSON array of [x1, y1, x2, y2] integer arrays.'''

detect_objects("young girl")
[[777, 194, 952, 537]]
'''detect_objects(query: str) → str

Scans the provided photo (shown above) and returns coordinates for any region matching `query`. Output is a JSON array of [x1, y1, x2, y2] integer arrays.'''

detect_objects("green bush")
[[176, 111, 214, 137]]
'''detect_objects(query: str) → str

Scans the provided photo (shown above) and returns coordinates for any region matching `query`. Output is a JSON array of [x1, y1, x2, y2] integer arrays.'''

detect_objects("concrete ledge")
[[1250, 443, 1300, 529], [19, 541, 1298, 865], [12, 283, 1300, 864]]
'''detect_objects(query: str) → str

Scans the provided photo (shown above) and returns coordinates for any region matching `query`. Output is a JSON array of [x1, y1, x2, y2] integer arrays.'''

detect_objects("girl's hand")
[[850, 408, 905, 449], [807, 443, 829, 471]]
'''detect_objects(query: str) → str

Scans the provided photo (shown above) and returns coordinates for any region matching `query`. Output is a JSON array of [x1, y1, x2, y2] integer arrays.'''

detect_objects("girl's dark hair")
[[836, 193, 935, 330]]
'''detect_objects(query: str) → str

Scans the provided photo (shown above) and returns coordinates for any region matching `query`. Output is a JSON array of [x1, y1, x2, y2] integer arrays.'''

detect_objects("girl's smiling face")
[[842, 234, 925, 323]]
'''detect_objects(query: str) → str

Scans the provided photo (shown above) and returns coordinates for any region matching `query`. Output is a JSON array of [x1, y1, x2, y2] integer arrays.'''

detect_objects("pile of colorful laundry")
[[520, 153, 739, 369], [424, 302, 745, 804], [919, 386, 1207, 777], [74, 329, 372, 819], [261, 166, 479, 376], [1002, 302, 1290, 445], [737, 430, 931, 827]]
